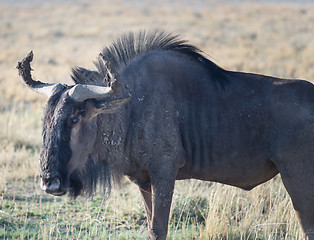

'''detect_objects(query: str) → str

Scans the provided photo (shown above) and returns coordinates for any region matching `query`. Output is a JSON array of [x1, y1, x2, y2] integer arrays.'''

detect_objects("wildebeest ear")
[[86, 97, 130, 118]]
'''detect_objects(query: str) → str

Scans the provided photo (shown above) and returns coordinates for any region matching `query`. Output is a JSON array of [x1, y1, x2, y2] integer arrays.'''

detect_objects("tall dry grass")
[[0, 0, 314, 239]]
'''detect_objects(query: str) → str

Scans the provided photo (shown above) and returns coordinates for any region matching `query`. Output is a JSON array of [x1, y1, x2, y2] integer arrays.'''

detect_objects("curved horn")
[[68, 59, 121, 102], [68, 84, 115, 102], [16, 51, 62, 97]]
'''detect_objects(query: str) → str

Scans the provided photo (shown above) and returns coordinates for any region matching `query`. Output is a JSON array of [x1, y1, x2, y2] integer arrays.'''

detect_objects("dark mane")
[[72, 31, 228, 88]]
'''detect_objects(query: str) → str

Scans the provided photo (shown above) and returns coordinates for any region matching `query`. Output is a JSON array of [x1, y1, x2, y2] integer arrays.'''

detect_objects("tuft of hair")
[[71, 67, 105, 86], [82, 155, 116, 198], [98, 30, 200, 69], [72, 30, 229, 88]]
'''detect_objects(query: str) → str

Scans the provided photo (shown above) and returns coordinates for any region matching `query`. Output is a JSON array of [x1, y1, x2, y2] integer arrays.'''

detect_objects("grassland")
[[0, 0, 314, 239]]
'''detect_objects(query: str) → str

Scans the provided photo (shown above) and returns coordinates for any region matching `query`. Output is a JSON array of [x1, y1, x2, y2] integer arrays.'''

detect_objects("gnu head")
[[17, 51, 128, 197]]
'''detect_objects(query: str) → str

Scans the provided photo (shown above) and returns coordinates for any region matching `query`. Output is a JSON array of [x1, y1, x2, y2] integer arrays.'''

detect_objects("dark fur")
[[80, 155, 113, 197], [68, 158, 112, 198]]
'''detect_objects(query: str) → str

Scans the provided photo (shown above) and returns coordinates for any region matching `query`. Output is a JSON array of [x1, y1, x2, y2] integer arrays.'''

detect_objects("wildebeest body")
[[122, 54, 280, 187], [17, 31, 314, 239]]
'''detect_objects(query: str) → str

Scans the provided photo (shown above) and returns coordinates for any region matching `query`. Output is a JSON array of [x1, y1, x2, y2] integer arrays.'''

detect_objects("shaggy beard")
[[69, 155, 113, 199]]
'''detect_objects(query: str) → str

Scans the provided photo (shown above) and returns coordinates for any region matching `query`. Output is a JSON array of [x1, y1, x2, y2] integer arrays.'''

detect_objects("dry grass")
[[0, 0, 314, 239]]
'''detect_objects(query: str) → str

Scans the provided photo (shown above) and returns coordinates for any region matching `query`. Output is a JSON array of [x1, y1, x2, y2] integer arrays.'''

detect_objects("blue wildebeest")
[[17, 31, 314, 239]]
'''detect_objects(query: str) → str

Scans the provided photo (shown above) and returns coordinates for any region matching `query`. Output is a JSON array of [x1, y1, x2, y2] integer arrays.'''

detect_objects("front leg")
[[139, 185, 152, 231], [127, 174, 153, 233], [149, 161, 178, 240]]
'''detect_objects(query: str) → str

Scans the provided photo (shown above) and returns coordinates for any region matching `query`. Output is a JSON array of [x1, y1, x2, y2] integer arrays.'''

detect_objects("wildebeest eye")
[[71, 117, 79, 124]]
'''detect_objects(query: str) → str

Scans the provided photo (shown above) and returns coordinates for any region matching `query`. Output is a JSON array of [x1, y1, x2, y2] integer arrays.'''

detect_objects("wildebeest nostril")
[[40, 175, 61, 193]]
